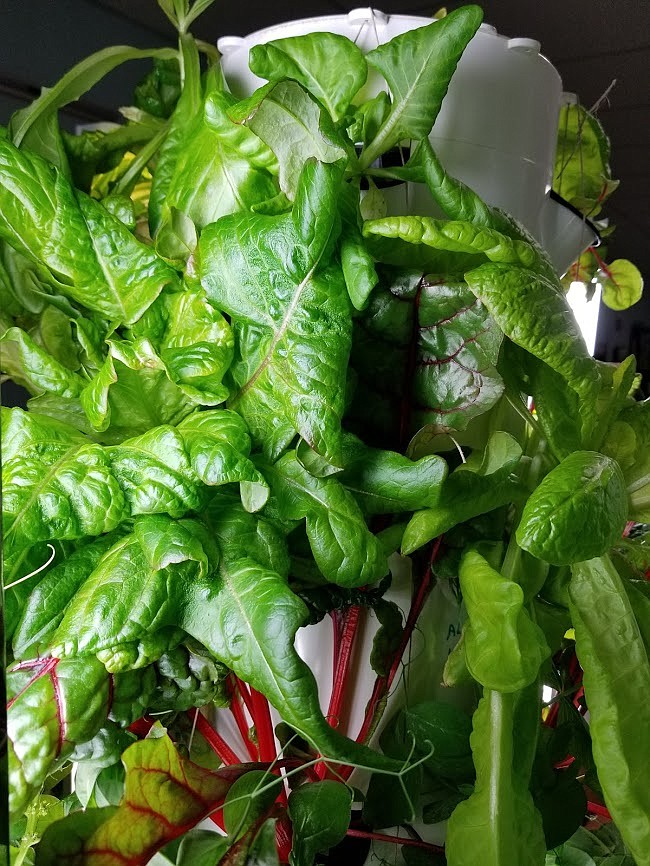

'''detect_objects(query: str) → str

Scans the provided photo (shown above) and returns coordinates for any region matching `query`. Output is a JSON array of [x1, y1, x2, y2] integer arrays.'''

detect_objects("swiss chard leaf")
[[569, 556, 650, 866], [516, 451, 628, 566], [360, 6, 483, 168], [249, 33, 368, 123], [36, 732, 251, 866], [199, 159, 352, 465]]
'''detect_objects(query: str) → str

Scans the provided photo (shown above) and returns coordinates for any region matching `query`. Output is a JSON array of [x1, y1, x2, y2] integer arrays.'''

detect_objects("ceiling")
[[3, 0, 649, 382]]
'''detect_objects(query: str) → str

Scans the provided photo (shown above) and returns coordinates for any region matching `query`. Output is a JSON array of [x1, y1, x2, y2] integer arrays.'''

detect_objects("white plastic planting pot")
[[218, 8, 596, 273]]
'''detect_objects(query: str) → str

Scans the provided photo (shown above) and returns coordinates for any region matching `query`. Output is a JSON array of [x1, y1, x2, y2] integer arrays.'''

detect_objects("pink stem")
[[346, 828, 444, 854]]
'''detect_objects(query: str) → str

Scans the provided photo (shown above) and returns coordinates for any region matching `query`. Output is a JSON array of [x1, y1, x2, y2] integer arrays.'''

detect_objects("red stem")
[[235, 676, 256, 718], [346, 828, 444, 854], [589, 245, 614, 281], [587, 801, 612, 821], [275, 813, 293, 864], [338, 538, 442, 782], [250, 687, 277, 763], [229, 696, 259, 761], [187, 708, 242, 767], [326, 606, 361, 730]]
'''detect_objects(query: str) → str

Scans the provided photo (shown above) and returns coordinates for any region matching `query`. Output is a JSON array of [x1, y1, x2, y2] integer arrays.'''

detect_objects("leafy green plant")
[[2, 2, 649, 865]]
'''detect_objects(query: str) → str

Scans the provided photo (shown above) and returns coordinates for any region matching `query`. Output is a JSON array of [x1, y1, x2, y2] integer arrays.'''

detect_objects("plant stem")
[[228, 687, 259, 761], [327, 606, 361, 730], [339, 537, 442, 778], [346, 828, 445, 854], [187, 708, 242, 766]]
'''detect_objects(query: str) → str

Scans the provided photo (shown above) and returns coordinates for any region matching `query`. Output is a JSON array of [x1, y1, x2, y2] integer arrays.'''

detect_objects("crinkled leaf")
[[1, 407, 127, 565], [402, 431, 523, 554], [553, 103, 619, 218], [80, 337, 193, 440], [446, 689, 546, 866], [288, 781, 352, 866], [250, 33, 367, 122], [229, 82, 347, 199], [36, 732, 250, 866], [12, 535, 118, 660], [459, 549, 550, 692], [50, 516, 213, 659], [157, 89, 278, 240], [0, 139, 178, 323], [569, 556, 650, 866], [261, 451, 387, 587], [360, 6, 482, 167], [600, 258, 643, 311], [0, 326, 84, 398], [466, 263, 601, 443], [199, 159, 352, 464], [516, 451, 627, 565], [133, 57, 181, 119]]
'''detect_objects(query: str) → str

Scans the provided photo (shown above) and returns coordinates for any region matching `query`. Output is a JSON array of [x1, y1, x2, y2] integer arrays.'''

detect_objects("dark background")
[[2, 0, 649, 392]]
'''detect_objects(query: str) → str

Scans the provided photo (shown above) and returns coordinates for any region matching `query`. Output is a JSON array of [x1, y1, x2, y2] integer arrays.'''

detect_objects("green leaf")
[[459, 549, 550, 691], [446, 689, 547, 866], [12, 535, 118, 660], [553, 103, 619, 218], [0, 326, 84, 398], [157, 89, 278, 238], [261, 451, 387, 587], [36, 732, 250, 866], [334, 433, 447, 514], [9, 45, 177, 149], [516, 451, 628, 565], [402, 431, 523, 554], [601, 398, 650, 522], [569, 556, 650, 866], [338, 180, 378, 311], [465, 263, 602, 443], [288, 781, 352, 866], [360, 6, 483, 168], [223, 770, 282, 837], [199, 159, 352, 465], [230, 82, 348, 199], [0, 139, 178, 323], [133, 57, 181, 120], [50, 516, 213, 659], [600, 259, 643, 311], [176, 829, 230, 866], [1, 408, 127, 565], [249, 33, 367, 122]]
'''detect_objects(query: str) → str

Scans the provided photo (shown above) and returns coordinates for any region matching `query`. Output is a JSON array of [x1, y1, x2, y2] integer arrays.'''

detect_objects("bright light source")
[[566, 280, 601, 356], [542, 685, 555, 704]]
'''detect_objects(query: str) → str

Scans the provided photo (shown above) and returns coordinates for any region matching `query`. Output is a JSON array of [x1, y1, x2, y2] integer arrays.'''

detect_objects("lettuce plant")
[[2, 2, 649, 865]]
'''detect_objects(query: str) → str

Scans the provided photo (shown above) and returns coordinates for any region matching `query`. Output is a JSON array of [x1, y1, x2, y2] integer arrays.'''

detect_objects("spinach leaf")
[[199, 159, 352, 465], [601, 398, 650, 522], [517, 452, 628, 565], [249, 33, 368, 122]]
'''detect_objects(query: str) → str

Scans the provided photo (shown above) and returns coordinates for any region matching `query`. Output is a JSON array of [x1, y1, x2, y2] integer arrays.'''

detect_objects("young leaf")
[[199, 159, 352, 465], [516, 452, 628, 565], [446, 689, 547, 866], [36, 732, 251, 866], [230, 81, 348, 199], [600, 258, 643, 311], [601, 398, 650, 521], [288, 781, 352, 866], [250, 33, 368, 122], [261, 451, 387, 587], [459, 549, 550, 692], [338, 180, 378, 311], [402, 431, 523, 554], [569, 556, 650, 866], [360, 6, 483, 168]]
